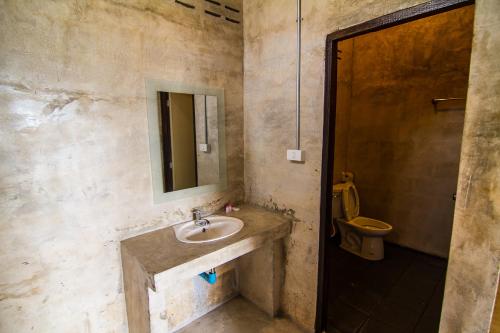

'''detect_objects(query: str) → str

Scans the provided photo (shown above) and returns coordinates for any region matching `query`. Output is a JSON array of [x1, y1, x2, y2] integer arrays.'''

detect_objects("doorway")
[[159, 92, 199, 192], [316, 1, 475, 332]]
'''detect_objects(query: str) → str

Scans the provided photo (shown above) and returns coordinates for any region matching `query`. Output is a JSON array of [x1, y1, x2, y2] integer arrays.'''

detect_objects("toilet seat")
[[348, 216, 392, 236], [333, 182, 360, 220]]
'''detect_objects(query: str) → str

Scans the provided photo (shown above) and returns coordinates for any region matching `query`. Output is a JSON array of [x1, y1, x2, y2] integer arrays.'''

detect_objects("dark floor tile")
[[358, 283, 390, 299], [412, 251, 447, 269], [359, 318, 407, 333], [327, 299, 368, 333], [415, 279, 445, 333], [328, 246, 350, 268], [327, 327, 343, 333], [427, 279, 445, 311], [329, 276, 358, 301], [404, 260, 445, 283], [336, 266, 366, 283], [356, 271, 398, 297], [393, 270, 440, 302], [414, 310, 441, 333], [384, 281, 434, 310], [338, 283, 383, 314], [384, 243, 417, 262], [371, 301, 423, 331], [384, 289, 427, 312], [327, 243, 447, 333], [328, 283, 344, 301]]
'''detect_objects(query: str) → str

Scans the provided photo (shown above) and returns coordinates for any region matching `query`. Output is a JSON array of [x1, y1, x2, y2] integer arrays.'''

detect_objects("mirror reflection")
[[157, 92, 219, 192]]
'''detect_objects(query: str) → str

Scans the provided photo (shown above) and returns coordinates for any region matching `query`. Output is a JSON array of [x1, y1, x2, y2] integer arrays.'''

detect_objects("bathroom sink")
[[173, 216, 244, 244]]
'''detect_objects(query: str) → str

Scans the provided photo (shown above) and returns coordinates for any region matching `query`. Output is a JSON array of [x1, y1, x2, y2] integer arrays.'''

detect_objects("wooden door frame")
[[315, 0, 474, 331]]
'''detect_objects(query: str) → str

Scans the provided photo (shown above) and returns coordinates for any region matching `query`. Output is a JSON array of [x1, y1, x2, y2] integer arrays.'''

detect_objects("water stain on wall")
[[0, 0, 243, 332]]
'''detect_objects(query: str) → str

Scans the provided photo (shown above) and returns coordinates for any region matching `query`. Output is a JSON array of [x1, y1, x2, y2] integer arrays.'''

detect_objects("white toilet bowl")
[[333, 178, 392, 260]]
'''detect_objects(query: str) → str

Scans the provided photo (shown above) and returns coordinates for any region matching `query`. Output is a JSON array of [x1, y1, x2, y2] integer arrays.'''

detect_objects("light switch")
[[287, 149, 305, 162], [199, 143, 211, 153]]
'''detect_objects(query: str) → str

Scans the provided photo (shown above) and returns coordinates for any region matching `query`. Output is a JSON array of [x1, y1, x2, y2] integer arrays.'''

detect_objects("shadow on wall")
[[334, 5, 475, 258]]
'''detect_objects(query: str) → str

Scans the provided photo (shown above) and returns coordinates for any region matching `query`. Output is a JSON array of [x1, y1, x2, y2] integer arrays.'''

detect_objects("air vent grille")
[[174, 0, 195, 9], [205, 10, 221, 17], [203, 0, 241, 25], [172, 0, 241, 25], [225, 17, 240, 24], [225, 5, 239, 13]]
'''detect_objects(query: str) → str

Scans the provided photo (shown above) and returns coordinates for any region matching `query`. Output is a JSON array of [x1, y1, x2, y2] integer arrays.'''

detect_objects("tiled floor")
[[326, 242, 447, 333], [176, 296, 304, 333]]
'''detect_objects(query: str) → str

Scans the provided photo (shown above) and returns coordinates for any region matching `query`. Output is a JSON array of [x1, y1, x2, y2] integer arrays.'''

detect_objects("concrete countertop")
[[121, 204, 292, 278]]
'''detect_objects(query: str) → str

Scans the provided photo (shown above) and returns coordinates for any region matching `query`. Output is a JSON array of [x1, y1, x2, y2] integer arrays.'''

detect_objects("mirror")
[[146, 80, 226, 203], [158, 92, 219, 192]]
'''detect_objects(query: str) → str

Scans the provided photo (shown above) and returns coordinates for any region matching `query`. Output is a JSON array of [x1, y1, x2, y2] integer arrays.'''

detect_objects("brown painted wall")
[[491, 285, 500, 333], [334, 6, 474, 258], [169, 93, 197, 191]]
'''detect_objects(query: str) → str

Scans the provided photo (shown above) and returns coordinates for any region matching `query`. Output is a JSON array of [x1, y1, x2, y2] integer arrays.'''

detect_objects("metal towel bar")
[[432, 97, 466, 111], [432, 97, 465, 105]]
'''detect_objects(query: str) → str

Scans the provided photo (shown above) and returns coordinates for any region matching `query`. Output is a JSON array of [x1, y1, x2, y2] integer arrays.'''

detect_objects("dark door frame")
[[315, 0, 474, 331], [159, 92, 174, 192]]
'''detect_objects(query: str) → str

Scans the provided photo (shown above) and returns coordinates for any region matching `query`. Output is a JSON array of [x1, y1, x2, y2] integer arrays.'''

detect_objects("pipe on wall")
[[296, 0, 301, 150], [204, 95, 209, 144]]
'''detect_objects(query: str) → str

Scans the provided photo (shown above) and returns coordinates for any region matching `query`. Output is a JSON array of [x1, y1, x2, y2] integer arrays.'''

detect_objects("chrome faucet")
[[192, 208, 210, 227]]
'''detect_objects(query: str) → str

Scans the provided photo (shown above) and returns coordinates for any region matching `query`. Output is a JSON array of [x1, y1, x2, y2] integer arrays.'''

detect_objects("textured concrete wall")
[[244, 0, 427, 330], [439, 0, 500, 331], [334, 6, 474, 258], [244, 0, 499, 332], [0, 0, 242, 332]]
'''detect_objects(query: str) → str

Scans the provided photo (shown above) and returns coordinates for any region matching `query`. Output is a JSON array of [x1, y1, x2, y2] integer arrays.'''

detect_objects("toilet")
[[333, 174, 392, 260]]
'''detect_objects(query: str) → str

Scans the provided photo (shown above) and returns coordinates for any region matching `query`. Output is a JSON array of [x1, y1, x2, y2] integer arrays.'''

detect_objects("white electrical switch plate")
[[287, 149, 305, 162], [199, 144, 211, 153]]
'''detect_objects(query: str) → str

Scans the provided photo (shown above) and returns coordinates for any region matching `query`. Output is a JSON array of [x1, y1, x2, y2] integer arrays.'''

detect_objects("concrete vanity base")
[[121, 205, 291, 333], [238, 240, 283, 317]]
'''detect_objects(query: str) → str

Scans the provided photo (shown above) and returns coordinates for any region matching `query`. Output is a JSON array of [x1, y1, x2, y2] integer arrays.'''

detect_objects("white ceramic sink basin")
[[173, 216, 244, 244]]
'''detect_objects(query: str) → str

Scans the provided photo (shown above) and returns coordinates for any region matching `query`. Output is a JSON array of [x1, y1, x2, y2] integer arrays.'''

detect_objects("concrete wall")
[[334, 6, 474, 258], [0, 0, 243, 332], [439, 0, 500, 331], [243, 0, 499, 332]]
